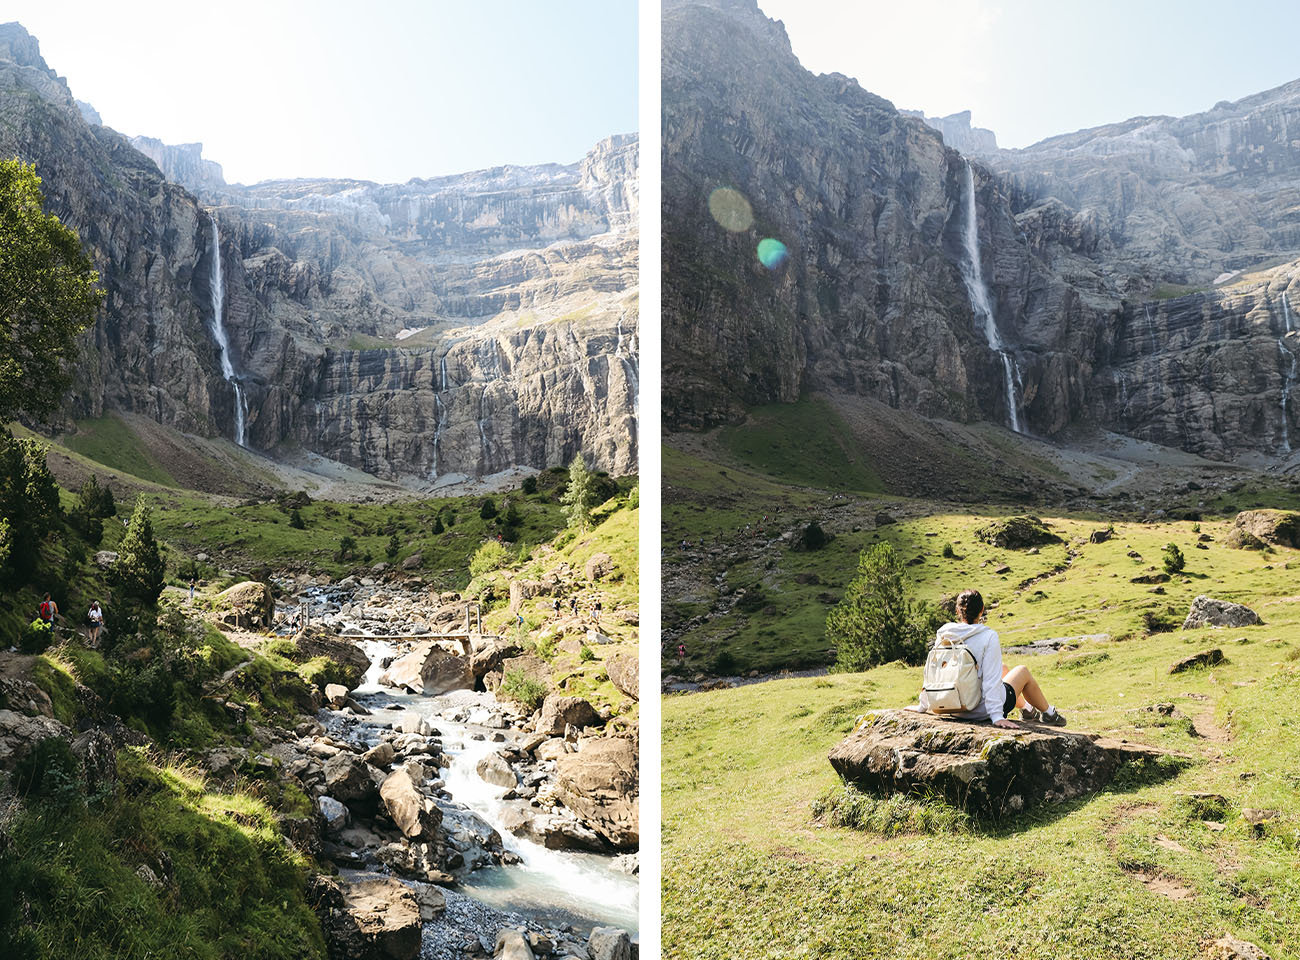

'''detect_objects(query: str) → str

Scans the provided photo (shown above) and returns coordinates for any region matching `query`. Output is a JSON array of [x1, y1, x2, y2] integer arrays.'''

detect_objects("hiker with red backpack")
[[37, 593, 59, 628], [913, 588, 1065, 728]]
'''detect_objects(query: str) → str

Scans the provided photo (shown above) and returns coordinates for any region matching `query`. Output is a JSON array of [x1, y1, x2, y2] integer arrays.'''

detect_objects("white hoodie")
[[916, 621, 1006, 723]]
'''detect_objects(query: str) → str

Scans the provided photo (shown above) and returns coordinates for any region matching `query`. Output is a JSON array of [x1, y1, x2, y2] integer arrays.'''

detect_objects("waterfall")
[[478, 390, 492, 474], [958, 161, 1021, 433], [1280, 291, 1297, 454], [208, 214, 248, 446], [440, 356, 449, 392]]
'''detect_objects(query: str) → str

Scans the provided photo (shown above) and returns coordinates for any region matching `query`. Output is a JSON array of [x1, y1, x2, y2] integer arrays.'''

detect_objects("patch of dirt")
[[1192, 708, 1230, 743], [1154, 834, 1189, 853], [1130, 870, 1196, 900]]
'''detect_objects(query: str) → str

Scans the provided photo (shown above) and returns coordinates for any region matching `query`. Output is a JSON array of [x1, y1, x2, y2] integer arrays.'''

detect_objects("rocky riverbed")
[[219, 573, 640, 960]]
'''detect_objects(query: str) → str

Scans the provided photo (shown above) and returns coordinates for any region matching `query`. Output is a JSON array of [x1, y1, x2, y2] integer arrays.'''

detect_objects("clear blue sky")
[[10, 1, 637, 184], [757, 0, 1300, 149]]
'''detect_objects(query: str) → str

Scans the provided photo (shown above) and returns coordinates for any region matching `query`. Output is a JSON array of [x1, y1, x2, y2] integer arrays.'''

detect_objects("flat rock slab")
[[828, 710, 1169, 818]]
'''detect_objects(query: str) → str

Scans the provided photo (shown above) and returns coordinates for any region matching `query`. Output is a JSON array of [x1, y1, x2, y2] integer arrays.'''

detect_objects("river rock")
[[380, 764, 442, 839], [216, 581, 274, 629], [476, 751, 517, 789], [323, 753, 380, 811], [555, 737, 639, 849], [317, 795, 349, 833], [392, 712, 435, 737], [605, 656, 639, 701], [495, 929, 536, 960], [380, 641, 473, 695], [828, 709, 1172, 818], [310, 875, 422, 960], [1182, 596, 1262, 629], [536, 694, 602, 737], [471, 639, 525, 685], [411, 882, 446, 921], [588, 927, 633, 960], [293, 628, 372, 688], [536, 738, 571, 762], [324, 684, 350, 709], [362, 742, 396, 768]]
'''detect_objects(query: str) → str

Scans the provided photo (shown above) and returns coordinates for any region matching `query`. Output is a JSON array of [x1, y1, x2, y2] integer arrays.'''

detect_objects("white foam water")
[[958, 161, 1021, 432], [208, 214, 248, 446]]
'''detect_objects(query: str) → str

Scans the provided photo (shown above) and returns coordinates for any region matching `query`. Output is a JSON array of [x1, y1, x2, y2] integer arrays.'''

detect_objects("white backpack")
[[922, 635, 982, 713]]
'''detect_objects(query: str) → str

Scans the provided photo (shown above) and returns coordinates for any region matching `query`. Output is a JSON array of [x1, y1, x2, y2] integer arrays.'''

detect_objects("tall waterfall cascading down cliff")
[[1281, 290, 1297, 453], [958, 161, 1022, 433], [207, 214, 248, 447]]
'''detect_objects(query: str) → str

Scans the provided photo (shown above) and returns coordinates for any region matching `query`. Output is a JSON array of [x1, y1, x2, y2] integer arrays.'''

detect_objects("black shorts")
[[1003, 682, 1017, 715]]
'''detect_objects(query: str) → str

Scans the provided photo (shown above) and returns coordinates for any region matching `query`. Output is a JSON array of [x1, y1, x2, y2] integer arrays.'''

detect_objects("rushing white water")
[[1279, 291, 1297, 454], [440, 356, 449, 393], [958, 161, 1021, 433], [208, 215, 248, 446], [349, 644, 638, 933]]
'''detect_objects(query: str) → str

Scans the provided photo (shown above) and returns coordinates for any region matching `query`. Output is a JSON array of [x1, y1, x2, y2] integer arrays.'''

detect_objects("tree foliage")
[[560, 456, 595, 530], [0, 434, 62, 581], [827, 542, 942, 672], [111, 500, 166, 606], [469, 540, 509, 578], [0, 159, 103, 421]]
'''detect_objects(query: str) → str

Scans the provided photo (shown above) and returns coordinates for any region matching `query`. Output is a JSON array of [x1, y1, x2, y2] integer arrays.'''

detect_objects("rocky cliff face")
[[0, 22, 638, 483], [662, 0, 1300, 461]]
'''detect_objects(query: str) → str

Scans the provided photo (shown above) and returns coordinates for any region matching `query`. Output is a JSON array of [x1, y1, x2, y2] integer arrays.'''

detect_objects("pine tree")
[[560, 456, 595, 530], [826, 542, 938, 672], [111, 500, 165, 605]]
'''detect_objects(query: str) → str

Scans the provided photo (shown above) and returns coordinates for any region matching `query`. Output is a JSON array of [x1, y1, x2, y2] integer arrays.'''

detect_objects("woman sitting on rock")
[[911, 588, 1065, 728]]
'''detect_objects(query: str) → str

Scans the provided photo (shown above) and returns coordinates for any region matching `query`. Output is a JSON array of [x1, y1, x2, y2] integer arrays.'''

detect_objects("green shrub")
[[827, 543, 941, 672], [500, 669, 547, 712], [479, 497, 498, 520], [796, 522, 829, 551], [288, 508, 305, 530], [522, 475, 538, 495], [12, 737, 82, 805], [20, 618, 52, 654], [942, 543, 956, 559], [469, 540, 509, 578], [579, 645, 596, 662], [1162, 542, 1186, 575]]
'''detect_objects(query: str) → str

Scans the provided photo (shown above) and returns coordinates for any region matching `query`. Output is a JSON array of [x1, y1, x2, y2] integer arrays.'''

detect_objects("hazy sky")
[[9, 1, 638, 184], [757, 0, 1299, 149]]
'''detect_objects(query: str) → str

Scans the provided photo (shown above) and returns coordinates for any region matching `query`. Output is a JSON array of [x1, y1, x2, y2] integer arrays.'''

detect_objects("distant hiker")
[[188, 577, 197, 602], [912, 588, 1065, 728], [552, 598, 561, 615], [38, 593, 58, 626], [593, 599, 603, 622], [677, 642, 686, 661], [87, 601, 104, 644], [569, 597, 577, 615]]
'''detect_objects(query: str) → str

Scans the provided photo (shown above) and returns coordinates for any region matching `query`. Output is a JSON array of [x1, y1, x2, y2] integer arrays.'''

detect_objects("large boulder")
[[470, 639, 524, 685], [605, 656, 639, 701], [293, 628, 372, 689], [309, 875, 422, 960], [323, 753, 380, 811], [536, 694, 603, 737], [584, 552, 616, 581], [380, 641, 473, 695], [974, 516, 1062, 549], [215, 581, 274, 629], [588, 928, 633, 960], [380, 765, 442, 839], [828, 710, 1172, 818], [508, 578, 551, 613], [0, 710, 70, 769], [1182, 596, 1262, 629], [476, 751, 517, 789], [1228, 510, 1300, 549], [555, 737, 639, 849], [494, 929, 536, 960]]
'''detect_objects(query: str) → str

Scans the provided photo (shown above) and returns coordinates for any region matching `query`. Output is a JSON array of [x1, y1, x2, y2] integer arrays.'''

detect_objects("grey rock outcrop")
[[536, 694, 602, 737], [661, 0, 1300, 462], [554, 737, 639, 850], [1183, 596, 1262, 630], [828, 709, 1172, 817], [309, 875, 422, 960], [379, 642, 473, 695], [0, 24, 637, 483]]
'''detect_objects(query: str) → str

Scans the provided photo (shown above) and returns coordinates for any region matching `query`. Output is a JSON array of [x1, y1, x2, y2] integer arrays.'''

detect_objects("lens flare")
[[757, 238, 789, 270], [708, 188, 754, 232]]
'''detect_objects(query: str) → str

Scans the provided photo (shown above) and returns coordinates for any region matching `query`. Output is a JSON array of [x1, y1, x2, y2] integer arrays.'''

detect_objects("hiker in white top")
[[914, 588, 1066, 728], [87, 601, 104, 645]]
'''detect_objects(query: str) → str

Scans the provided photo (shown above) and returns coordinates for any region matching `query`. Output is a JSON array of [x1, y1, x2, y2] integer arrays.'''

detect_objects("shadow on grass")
[[817, 751, 1193, 839]]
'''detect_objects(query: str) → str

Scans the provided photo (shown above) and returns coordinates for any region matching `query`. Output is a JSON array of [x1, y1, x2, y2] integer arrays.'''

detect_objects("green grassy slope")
[[664, 623, 1300, 959]]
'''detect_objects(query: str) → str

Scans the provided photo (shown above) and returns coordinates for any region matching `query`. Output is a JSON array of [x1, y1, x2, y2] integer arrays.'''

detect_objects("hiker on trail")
[[188, 577, 197, 602], [38, 593, 58, 626], [517, 612, 525, 629], [87, 601, 104, 644], [912, 588, 1065, 728], [552, 598, 561, 615], [569, 597, 577, 615], [677, 642, 687, 662]]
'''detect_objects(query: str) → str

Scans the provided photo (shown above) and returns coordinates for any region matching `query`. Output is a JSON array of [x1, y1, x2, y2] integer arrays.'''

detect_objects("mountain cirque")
[[662, 0, 1300, 461], [0, 22, 638, 484]]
